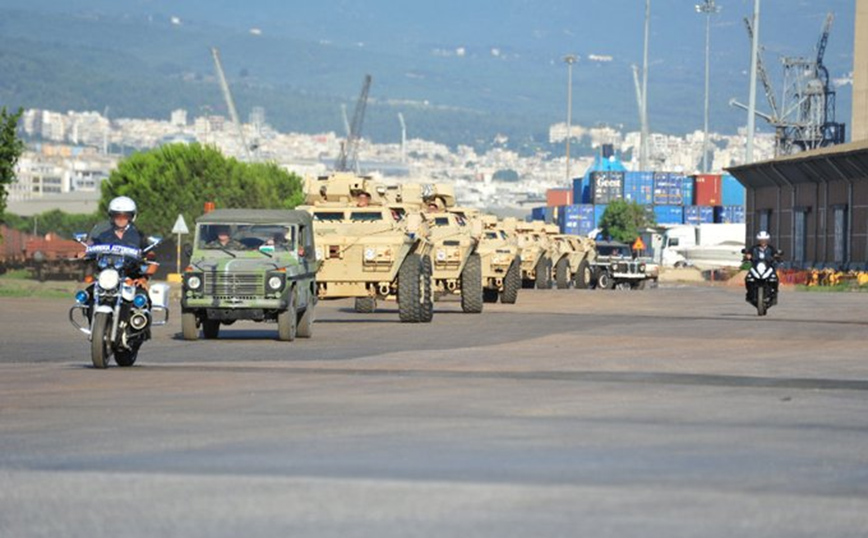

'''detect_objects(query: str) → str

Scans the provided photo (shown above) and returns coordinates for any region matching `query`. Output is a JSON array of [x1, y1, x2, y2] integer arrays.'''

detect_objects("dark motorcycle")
[[69, 237, 169, 368], [743, 250, 782, 316]]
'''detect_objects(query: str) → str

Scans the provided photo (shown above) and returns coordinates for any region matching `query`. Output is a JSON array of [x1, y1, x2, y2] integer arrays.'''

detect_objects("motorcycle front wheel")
[[91, 312, 112, 369], [756, 286, 767, 317]]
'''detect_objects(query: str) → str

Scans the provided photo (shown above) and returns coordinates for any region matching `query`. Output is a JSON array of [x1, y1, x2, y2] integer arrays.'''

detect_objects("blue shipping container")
[[653, 172, 688, 206], [682, 176, 695, 206], [653, 205, 684, 225], [684, 206, 715, 225], [623, 171, 654, 205], [714, 205, 746, 224], [594, 205, 608, 228], [531, 206, 546, 222], [572, 177, 591, 204], [721, 174, 745, 207], [590, 172, 624, 204], [560, 204, 596, 236]]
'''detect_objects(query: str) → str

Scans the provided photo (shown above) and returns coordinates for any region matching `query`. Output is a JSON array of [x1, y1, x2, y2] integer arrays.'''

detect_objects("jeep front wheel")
[[181, 311, 198, 341]]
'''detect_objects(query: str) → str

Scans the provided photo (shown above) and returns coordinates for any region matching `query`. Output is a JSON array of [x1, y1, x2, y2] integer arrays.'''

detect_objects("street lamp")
[[746, 0, 761, 163], [564, 54, 577, 183], [696, 0, 721, 173]]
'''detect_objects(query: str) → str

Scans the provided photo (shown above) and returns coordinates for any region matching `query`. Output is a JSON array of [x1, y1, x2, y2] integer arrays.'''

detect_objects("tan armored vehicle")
[[302, 173, 434, 323], [503, 219, 552, 289], [471, 215, 522, 303], [546, 230, 597, 289], [399, 184, 484, 313]]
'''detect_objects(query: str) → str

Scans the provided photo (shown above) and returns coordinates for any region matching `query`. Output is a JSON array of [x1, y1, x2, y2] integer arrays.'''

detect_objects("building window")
[[833, 205, 848, 263], [758, 210, 772, 235], [793, 209, 808, 263]]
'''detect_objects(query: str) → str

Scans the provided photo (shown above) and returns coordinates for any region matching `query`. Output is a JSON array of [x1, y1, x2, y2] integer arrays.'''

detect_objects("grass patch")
[[0, 278, 78, 300], [0, 269, 32, 280]]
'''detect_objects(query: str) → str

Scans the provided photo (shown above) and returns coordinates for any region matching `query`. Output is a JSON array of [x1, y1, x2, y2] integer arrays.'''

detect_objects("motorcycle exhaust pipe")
[[129, 311, 150, 331]]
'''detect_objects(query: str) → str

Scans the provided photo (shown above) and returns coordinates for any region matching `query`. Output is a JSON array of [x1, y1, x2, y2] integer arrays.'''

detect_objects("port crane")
[[335, 74, 372, 173], [730, 13, 845, 156], [210, 47, 256, 162]]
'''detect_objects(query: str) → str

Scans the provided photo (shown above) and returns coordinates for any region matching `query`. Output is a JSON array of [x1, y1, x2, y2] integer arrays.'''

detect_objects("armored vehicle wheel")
[[555, 258, 570, 289], [535, 257, 552, 289], [297, 301, 315, 338], [202, 320, 220, 339], [596, 270, 615, 290], [460, 253, 484, 314], [420, 255, 434, 323], [354, 297, 377, 313], [398, 254, 425, 323], [181, 312, 199, 341], [483, 288, 499, 303], [501, 257, 521, 304], [115, 348, 138, 367], [277, 294, 298, 341], [91, 312, 111, 369], [575, 259, 592, 289]]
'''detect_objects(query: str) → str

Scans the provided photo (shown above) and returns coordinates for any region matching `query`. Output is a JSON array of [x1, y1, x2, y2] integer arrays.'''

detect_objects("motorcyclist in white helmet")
[[91, 196, 150, 250], [743, 230, 781, 302]]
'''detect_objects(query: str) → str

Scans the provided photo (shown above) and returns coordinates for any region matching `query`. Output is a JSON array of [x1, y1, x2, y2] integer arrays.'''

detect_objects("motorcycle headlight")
[[757, 262, 767, 274], [267, 274, 285, 292], [113, 257, 125, 270], [97, 269, 120, 290], [97, 257, 109, 269], [75, 290, 89, 304], [186, 275, 202, 290]]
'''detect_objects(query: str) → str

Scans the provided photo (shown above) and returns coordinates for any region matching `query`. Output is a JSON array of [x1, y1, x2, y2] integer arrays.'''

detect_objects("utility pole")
[[564, 54, 577, 183], [746, 0, 761, 163], [640, 0, 651, 171], [696, 0, 720, 173]]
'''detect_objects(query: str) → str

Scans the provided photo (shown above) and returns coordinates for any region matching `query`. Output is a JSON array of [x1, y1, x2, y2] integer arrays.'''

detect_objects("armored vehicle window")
[[313, 212, 345, 222], [349, 211, 384, 222], [485, 232, 499, 240], [433, 217, 451, 227]]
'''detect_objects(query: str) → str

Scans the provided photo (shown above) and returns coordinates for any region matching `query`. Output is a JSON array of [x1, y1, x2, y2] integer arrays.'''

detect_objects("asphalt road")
[[1, 286, 867, 537]]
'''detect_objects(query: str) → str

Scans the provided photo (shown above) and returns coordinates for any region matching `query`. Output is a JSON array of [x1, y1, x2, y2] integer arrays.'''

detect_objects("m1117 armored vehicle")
[[303, 173, 434, 323], [503, 219, 552, 290], [545, 228, 597, 289], [472, 215, 521, 303]]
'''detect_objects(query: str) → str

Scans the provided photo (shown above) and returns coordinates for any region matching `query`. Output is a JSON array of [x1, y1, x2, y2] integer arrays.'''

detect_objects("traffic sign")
[[171, 214, 189, 235]]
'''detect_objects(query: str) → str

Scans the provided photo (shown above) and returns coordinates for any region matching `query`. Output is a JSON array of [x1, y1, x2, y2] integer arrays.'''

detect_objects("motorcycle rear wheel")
[[91, 312, 112, 369]]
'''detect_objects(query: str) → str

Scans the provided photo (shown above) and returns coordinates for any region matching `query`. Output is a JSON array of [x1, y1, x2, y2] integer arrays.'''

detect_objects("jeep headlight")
[[186, 274, 202, 291], [97, 269, 120, 290], [639, 263, 646, 272], [267, 275, 285, 292]]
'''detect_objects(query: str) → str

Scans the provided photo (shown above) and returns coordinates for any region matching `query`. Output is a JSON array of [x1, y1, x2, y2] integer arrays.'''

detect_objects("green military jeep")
[[181, 209, 319, 341]]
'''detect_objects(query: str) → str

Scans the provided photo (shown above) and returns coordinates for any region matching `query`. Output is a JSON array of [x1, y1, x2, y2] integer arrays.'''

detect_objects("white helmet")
[[756, 231, 770, 241], [108, 196, 137, 222]]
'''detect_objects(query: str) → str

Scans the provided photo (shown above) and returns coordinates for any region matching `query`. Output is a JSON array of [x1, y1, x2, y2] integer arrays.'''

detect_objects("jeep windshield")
[[197, 223, 297, 252], [597, 245, 632, 257]]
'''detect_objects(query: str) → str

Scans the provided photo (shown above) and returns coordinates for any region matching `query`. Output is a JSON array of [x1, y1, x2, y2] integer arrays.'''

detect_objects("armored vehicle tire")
[[398, 254, 425, 323], [420, 255, 434, 323], [115, 348, 138, 367], [460, 253, 484, 314], [90, 312, 111, 369], [181, 312, 199, 341], [501, 257, 521, 304], [575, 259, 592, 289], [483, 288, 499, 303], [277, 294, 298, 341], [297, 301, 315, 338], [202, 320, 220, 339], [555, 258, 570, 289], [354, 297, 377, 313], [596, 270, 615, 290], [535, 257, 552, 290]]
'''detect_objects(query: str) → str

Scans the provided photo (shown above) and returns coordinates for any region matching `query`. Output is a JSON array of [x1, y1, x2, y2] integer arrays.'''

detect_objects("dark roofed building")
[[727, 140, 868, 270]]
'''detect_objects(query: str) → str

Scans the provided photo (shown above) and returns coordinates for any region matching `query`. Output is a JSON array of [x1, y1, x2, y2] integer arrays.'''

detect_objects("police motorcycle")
[[742, 248, 782, 317], [69, 235, 170, 368]]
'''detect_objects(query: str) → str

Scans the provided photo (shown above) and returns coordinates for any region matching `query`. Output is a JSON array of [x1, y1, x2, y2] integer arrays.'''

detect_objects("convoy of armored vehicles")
[[170, 173, 654, 344]]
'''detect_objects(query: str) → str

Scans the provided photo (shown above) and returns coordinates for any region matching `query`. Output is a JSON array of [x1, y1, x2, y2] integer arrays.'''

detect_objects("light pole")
[[564, 54, 577, 183], [696, 0, 720, 173], [746, 0, 761, 163], [640, 0, 651, 171]]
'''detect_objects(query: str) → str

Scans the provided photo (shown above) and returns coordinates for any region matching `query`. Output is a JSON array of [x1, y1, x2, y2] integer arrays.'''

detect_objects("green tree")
[[0, 107, 25, 221], [99, 144, 305, 237], [599, 200, 656, 243]]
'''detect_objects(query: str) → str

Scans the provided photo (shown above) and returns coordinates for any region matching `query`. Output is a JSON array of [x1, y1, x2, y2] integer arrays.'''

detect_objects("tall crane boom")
[[335, 74, 372, 173], [210, 47, 252, 161], [744, 17, 779, 120], [816, 13, 833, 66]]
